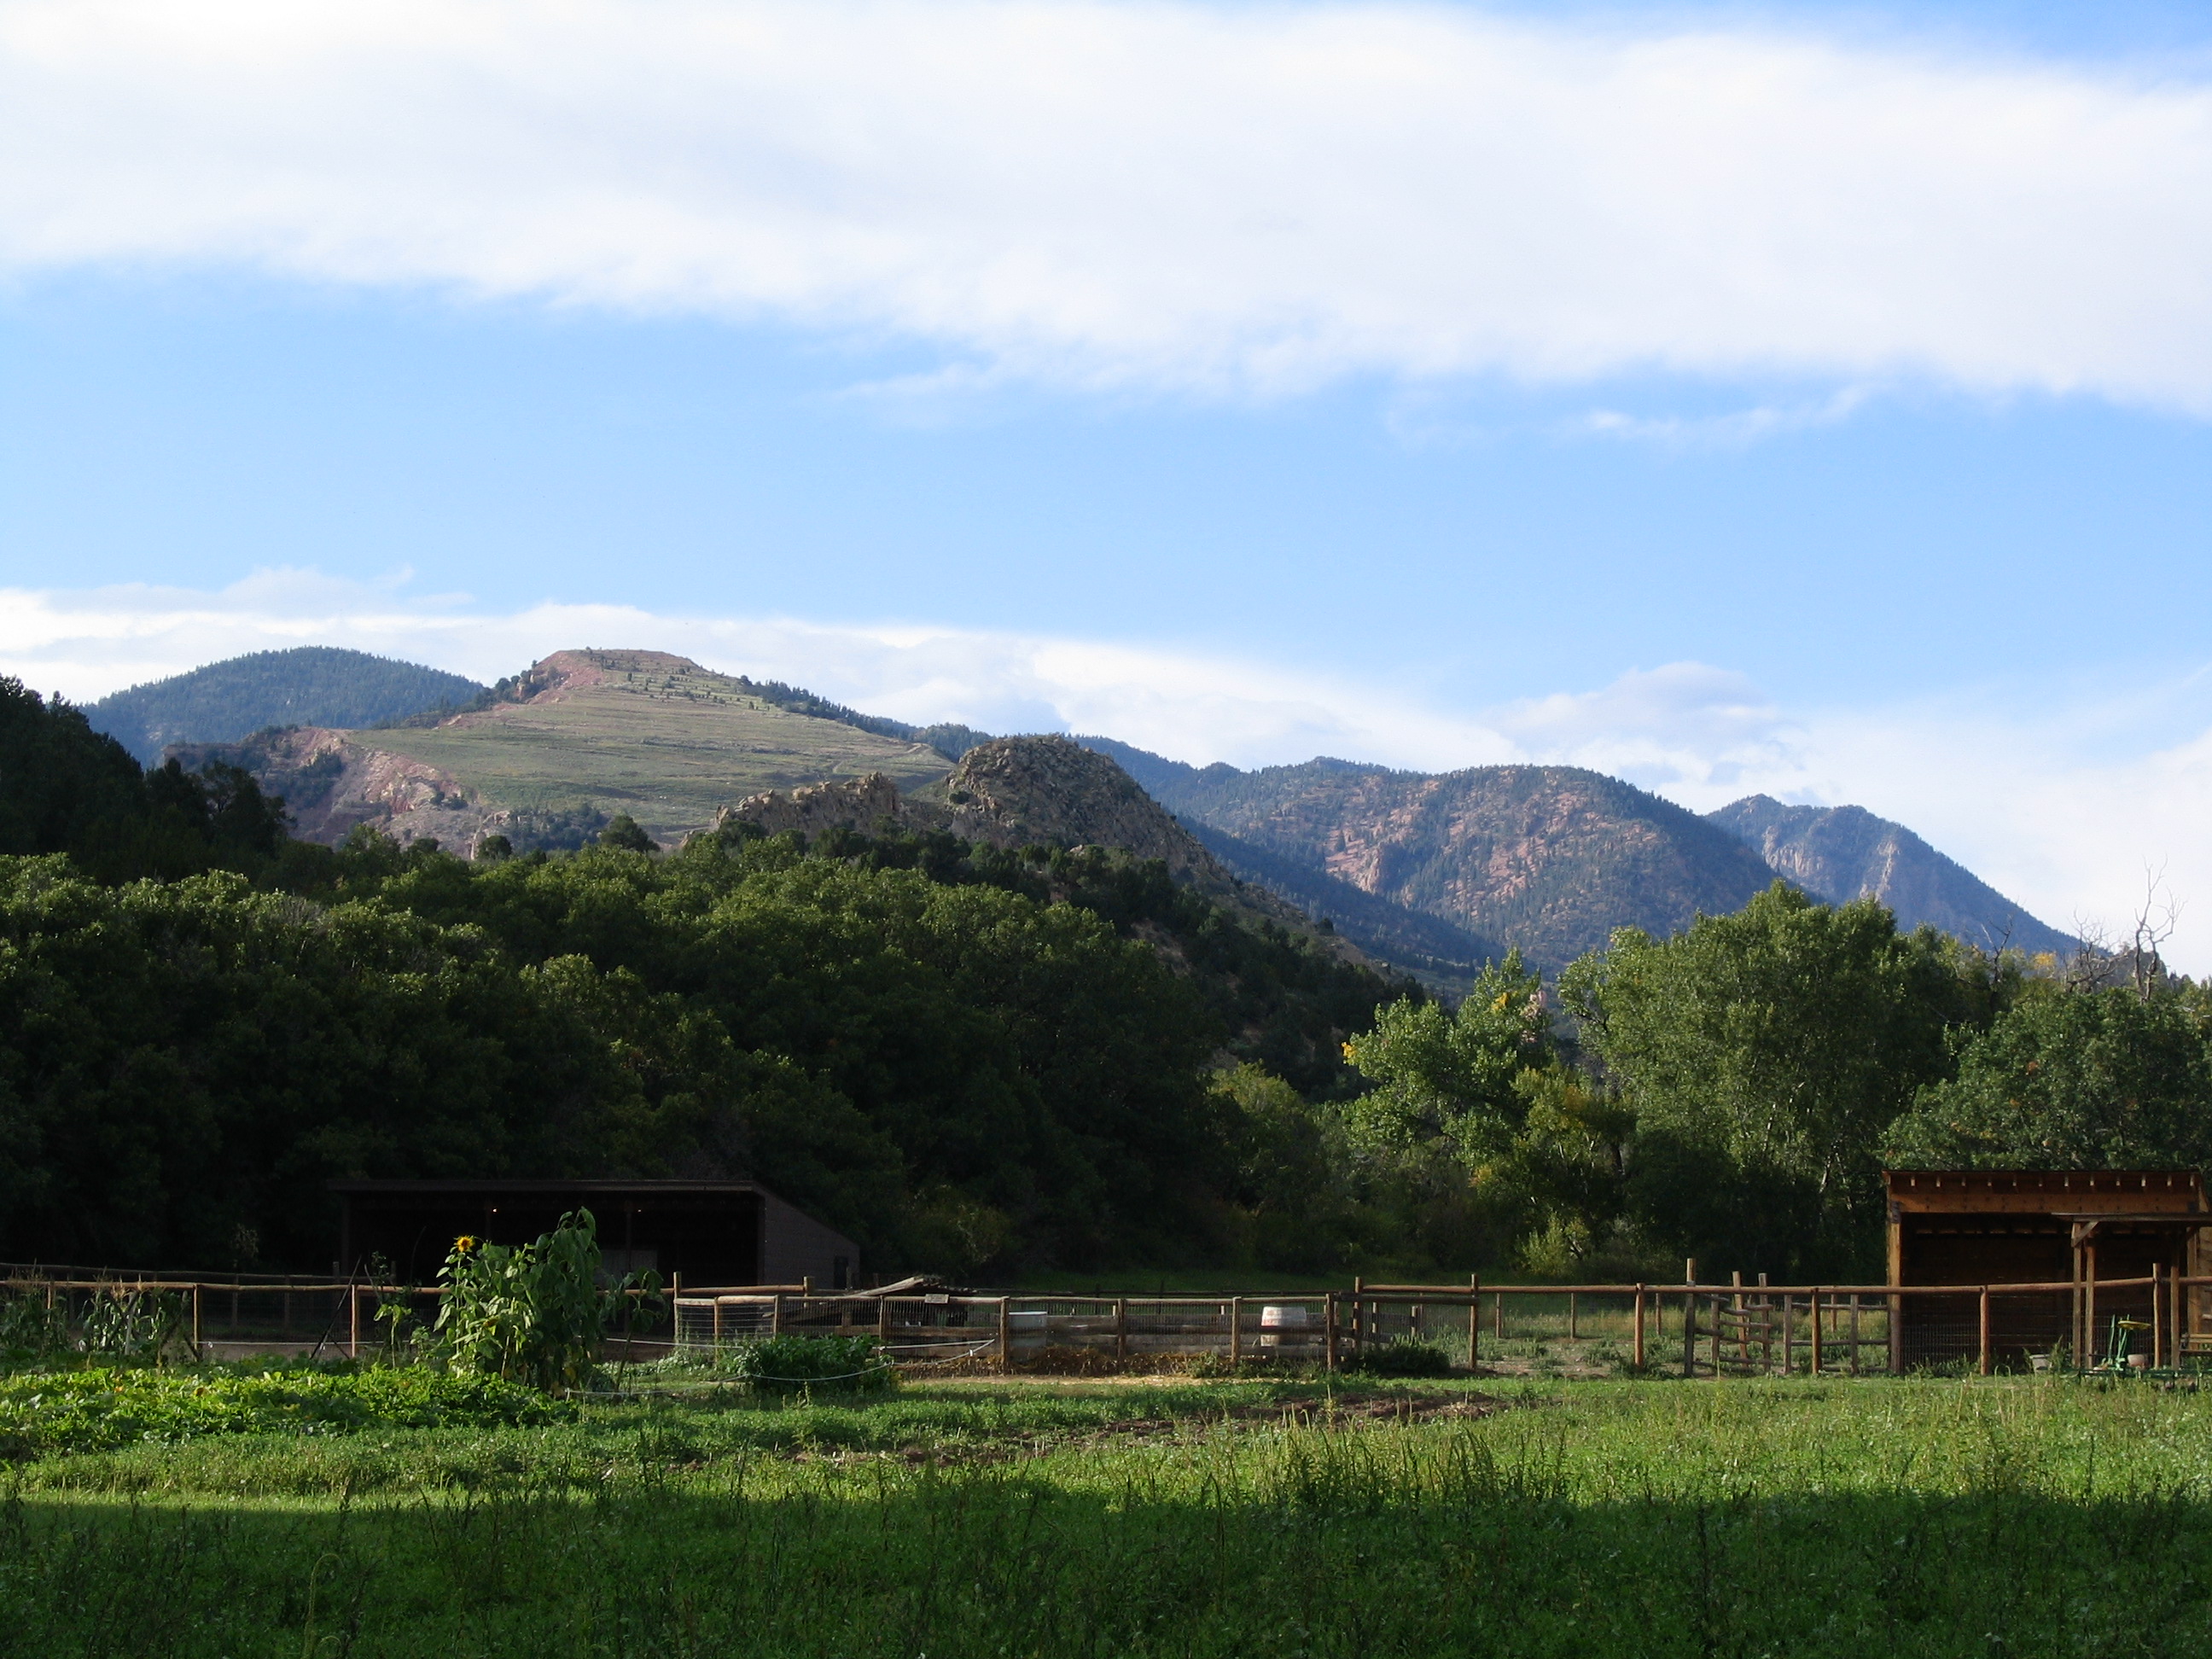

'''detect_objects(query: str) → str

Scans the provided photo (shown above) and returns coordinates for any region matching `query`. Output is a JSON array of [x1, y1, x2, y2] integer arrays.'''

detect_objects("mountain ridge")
[[88, 647, 483, 765], [108, 644, 2075, 981]]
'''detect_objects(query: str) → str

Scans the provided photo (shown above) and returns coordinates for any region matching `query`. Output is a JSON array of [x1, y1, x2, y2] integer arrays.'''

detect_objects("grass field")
[[4, 1370, 2210, 1656], [361, 655, 951, 844]]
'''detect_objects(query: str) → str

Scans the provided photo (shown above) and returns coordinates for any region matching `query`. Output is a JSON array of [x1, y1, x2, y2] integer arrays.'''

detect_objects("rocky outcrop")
[[718, 773, 922, 840], [171, 725, 497, 850], [716, 737, 1371, 967], [939, 736, 1229, 882]]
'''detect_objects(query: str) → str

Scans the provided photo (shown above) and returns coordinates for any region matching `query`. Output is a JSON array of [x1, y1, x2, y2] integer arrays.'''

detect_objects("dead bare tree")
[[2128, 863, 2183, 1003]]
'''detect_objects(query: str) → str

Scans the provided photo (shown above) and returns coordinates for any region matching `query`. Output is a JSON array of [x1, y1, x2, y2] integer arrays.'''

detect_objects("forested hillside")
[[88, 648, 483, 763]]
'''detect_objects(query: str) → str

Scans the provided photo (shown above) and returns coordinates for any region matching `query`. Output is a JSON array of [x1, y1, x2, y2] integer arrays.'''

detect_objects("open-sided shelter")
[[1887, 1169, 2208, 1369], [329, 1179, 859, 1290]]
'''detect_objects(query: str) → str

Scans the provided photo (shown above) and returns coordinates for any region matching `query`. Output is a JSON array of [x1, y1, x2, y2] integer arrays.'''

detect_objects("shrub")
[[0, 1365, 569, 1455], [1345, 1341, 1457, 1378], [726, 1335, 893, 1397]]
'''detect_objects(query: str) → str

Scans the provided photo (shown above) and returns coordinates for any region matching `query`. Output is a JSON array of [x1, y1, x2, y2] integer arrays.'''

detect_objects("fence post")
[[1889, 1284, 1905, 1375], [1781, 1294, 1792, 1375], [1979, 1285, 1993, 1376], [2152, 1265, 2164, 1370], [1809, 1289, 1823, 1377], [713, 1297, 725, 1351], [1115, 1296, 1128, 1363], [771, 1292, 784, 1339], [1682, 1288, 1697, 1378], [1633, 1284, 1645, 1371], [1569, 1291, 1577, 1342], [190, 1284, 203, 1361], [1324, 1292, 1339, 1372], [1231, 1296, 1243, 1366], [1469, 1275, 1481, 1370], [347, 1284, 359, 1361], [1849, 1293, 1861, 1376], [997, 1297, 1011, 1371], [2174, 1259, 2187, 1368], [878, 1293, 891, 1351], [1351, 1277, 1364, 1359]]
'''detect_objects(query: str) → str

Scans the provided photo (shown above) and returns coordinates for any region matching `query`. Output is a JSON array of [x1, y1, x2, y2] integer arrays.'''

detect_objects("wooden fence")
[[7, 1262, 2203, 1375]]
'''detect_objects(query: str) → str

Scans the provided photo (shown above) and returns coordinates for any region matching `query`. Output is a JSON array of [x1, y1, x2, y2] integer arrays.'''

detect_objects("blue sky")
[[3, 0, 2210, 957]]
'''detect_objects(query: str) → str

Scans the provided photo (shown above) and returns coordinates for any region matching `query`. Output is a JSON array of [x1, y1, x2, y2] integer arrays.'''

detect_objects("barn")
[[1887, 1169, 2209, 1370], [329, 1179, 860, 1290]]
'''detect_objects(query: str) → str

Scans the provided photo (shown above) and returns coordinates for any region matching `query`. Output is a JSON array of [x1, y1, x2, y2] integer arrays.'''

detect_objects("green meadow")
[[4, 1373, 2210, 1656]]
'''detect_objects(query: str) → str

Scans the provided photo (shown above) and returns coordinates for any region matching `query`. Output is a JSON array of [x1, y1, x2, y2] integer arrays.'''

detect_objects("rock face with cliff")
[[1704, 795, 2076, 957]]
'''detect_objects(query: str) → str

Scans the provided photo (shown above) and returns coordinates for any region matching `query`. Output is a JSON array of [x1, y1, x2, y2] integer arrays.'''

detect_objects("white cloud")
[[0, 568, 1517, 769], [11, 571, 2212, 969], [2, 1, 2210, 404]]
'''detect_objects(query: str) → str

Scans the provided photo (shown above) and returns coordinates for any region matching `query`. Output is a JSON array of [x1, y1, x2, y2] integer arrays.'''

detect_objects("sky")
[[3, 0, 2210, 960]]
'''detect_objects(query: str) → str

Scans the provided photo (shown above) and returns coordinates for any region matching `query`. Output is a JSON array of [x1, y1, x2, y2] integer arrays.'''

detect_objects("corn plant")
[[431, 1210, 661, 1394], [0, 1289, 68, 1367]]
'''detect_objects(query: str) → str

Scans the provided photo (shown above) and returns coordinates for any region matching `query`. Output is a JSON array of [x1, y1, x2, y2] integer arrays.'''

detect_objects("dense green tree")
[[0, 679, 147, 858], [597, 814, 658, 853], [1562, 883, 1974, 1277], [1883, 985, 2212, 1171], [1340, 951, 1551, 1158]]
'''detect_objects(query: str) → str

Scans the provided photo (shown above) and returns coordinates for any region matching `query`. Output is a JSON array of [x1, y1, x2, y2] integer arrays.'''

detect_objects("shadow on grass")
[[3, 1462, 2207, 1657]]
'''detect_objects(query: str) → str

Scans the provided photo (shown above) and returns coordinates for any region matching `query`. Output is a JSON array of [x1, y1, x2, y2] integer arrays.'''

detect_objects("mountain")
[[138, 644, 2073, 983], [87, 648, 484, 765], [1706, 795, 2076, 958], [1075, 738, 1778, 972], [721, 735, 1377, 970], [178, 649, 954, 852]]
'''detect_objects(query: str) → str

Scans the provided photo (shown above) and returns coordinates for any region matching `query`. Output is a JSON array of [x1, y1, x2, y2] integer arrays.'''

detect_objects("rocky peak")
[[940, 736, 1228, 883]]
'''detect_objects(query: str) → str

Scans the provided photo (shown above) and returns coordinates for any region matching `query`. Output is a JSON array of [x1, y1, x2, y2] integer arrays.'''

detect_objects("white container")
[[1258, 1304, 1309, 1348]]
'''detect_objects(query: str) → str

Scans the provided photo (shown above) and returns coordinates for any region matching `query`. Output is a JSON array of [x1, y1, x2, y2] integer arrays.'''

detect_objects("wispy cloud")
[[11, 572, 2212, 968], [1574, 387, 1874, 450], [3, 1, 2210, 406]]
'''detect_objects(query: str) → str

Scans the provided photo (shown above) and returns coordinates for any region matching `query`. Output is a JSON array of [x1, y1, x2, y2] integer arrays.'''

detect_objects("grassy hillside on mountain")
[[1707, 795, 2077, 958], [1078, 737, 1777, 971], [184, 650, 954, 852], [87, 648, 483, 764]]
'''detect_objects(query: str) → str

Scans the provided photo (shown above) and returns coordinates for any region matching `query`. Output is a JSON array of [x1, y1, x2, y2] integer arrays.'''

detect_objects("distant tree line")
[[1312, 884, 2212, 1281]]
